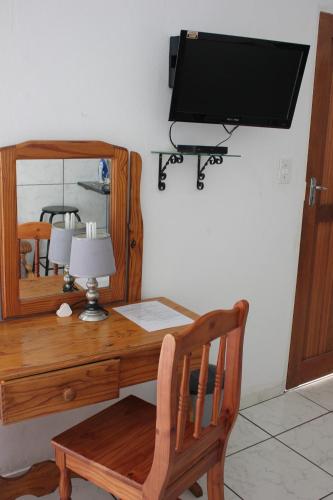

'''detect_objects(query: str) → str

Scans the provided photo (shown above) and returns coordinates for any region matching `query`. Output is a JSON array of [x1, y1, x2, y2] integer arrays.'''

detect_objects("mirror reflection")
[[16, 158, 111, 300]]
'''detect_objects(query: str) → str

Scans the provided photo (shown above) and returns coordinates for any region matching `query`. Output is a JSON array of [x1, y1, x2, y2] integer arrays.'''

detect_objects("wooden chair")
[[52, 300, 249, 500], [18, 222, 57, 278], [19, 240, 33, 278]]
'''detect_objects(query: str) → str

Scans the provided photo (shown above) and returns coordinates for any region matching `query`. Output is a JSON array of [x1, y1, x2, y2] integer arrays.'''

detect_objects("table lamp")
[[49, 215, 85, 292], [69, 223, 116, 321]]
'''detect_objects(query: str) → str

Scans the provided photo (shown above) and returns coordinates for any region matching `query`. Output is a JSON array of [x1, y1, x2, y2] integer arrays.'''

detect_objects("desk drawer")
[[0, 359, 120, 424]]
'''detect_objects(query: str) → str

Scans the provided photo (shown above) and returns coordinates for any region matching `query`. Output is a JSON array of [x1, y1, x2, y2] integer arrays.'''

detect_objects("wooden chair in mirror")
[[18, 221, 56, 278]]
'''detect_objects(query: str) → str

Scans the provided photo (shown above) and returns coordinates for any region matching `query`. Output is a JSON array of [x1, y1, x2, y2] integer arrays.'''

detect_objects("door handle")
[[309, 177, 328, 206]]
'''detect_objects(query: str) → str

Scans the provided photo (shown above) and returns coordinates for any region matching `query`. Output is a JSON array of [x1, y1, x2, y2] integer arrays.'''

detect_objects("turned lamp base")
[[79, 277, 109, 322], [63, 264, 76, 293], [79, 306, 108, 322]]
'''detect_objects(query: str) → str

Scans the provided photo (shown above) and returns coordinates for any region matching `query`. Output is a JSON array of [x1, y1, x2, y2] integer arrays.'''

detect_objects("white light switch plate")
[[278, 158, 292, 184]]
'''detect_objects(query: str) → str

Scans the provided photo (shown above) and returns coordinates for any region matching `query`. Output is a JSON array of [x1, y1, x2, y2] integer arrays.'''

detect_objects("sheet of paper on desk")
[[113, 301, 194, 332]]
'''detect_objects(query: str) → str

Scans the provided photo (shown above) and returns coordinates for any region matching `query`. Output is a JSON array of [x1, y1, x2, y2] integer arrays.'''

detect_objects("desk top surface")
[[0, 297, 197, 382]]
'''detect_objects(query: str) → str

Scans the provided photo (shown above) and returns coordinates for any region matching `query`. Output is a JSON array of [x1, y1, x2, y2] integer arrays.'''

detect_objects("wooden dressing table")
[[0, 140, 202, 499], [0, 298, 201, 499], [0, 297, 200, 423]]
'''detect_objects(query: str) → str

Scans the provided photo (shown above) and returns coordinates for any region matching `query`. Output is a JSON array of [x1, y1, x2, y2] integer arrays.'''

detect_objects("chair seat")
[[52, 395, 158, 485]]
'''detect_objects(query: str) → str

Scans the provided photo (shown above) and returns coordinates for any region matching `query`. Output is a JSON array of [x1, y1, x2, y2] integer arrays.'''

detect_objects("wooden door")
[[287, 12, 333, 388]]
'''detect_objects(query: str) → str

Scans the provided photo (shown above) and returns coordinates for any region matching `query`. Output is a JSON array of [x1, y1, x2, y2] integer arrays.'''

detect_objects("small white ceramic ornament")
[[56, 303, 73, 318]]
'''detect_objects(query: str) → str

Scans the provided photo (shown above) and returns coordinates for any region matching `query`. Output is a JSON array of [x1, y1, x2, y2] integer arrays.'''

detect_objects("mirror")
[[16, 158, 111, 300], [0, 140, 143, 320]]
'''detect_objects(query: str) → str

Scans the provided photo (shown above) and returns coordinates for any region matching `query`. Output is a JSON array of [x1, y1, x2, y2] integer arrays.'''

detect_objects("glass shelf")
[[77, 181, 110, 195], [151, 150, 241, 190]]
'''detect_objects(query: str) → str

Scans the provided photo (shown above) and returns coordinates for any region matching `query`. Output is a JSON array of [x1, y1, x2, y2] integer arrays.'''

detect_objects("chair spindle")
[[34, 240, 40, 278], [211, 336, 226, 425], [176, 353, 191, 452], [193, 343, 210, 438]]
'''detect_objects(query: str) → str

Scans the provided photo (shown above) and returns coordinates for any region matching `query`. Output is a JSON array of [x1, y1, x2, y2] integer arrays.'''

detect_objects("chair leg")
[[189, 481, 204, 497], [45, 239, 50, 276], [45, 213, 55, 276], [55, 449, 72, 500], [207, 463, 224, 500]]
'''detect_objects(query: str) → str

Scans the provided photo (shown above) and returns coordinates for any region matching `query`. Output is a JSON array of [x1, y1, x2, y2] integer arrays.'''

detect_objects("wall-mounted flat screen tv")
[[169, 30, 310, 129]]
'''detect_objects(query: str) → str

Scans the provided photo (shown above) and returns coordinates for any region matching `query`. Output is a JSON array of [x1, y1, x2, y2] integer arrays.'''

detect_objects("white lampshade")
[[69, 233, 116, 279], [49, 222, 85, 265]]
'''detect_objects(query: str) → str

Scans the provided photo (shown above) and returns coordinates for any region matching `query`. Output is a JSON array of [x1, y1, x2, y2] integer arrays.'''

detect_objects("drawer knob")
[[63, 387, 76, 402]]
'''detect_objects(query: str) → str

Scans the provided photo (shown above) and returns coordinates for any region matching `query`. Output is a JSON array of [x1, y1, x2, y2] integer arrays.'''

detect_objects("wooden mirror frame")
[[0, 140, 143, 319]]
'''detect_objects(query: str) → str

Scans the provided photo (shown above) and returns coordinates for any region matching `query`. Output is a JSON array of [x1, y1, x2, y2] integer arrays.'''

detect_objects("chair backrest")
[[17, 222, 53, 277], [143, 300, 249, 499]]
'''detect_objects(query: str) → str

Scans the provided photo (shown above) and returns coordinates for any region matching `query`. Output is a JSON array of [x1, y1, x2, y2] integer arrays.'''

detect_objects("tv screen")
[[169, 31, 310, 128]]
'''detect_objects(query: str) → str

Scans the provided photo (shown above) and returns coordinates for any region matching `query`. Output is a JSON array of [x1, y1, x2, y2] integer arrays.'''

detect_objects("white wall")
[[0, 0, 332, 475]]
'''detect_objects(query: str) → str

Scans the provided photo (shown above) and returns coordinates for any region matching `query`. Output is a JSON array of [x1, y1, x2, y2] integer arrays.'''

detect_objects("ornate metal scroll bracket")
[[197, 155, 224, 190], [158, 153, 184, 191]]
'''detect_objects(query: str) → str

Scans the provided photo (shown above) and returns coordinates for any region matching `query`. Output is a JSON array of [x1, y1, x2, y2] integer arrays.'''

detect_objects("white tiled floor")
[[20, 375, 333, 499], [240, 391, 327, 435], [297, 376, 333, 411], [277, 413, 333, 475], [226, 414, 270, 455], [225, 439, 333, 500]]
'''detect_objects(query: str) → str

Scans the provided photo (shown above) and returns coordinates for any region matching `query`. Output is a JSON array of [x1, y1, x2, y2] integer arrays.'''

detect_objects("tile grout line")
[[240, 407, 330, 439], [224, 483, 244, 499], [296, 391, 333, 412], [226, 387, 333, 497], [240, 386, 330, 413], [319, 491, 333, 499], [273, 410, 331, 438], [274, 437, 333, 479], [225, 435, 333, 498], [226, 436, 273, 458], [241, 390, 327, 415], [230, 411, 332, 461], [238, 413, 275, 438], [239, 391, 285, 411], [236, 413, 272, 436], [227, 432, 333, 488]]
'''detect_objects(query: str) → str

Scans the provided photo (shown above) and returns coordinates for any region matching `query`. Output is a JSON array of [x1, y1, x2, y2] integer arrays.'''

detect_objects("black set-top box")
[[176, 145, 228, 155]]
